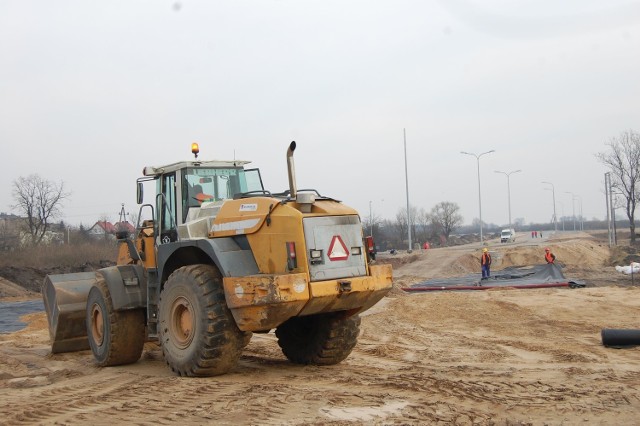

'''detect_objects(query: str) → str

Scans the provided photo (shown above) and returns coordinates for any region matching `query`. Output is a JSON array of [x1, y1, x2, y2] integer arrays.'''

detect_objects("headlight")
[[310, 249, 323, 259]]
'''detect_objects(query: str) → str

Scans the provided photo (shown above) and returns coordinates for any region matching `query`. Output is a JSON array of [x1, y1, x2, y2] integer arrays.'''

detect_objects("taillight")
[[286, 241, 297, 271], [364, 235, 376, 261]]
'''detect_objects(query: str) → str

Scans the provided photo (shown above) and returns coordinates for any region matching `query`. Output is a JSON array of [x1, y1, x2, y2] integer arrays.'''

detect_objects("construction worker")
[[481, 248, 492, 279], [544, 247, 556, 264]]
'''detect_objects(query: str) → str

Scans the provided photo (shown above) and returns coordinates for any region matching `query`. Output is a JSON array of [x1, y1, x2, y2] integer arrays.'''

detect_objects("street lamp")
[[541, 181, 558, 232], [558, 201, 565, 231], [565, 191, 577, 231], [369, 200, 373, 237], [611, 192, 624, 245], [495, 169, 521, 229], [575, 195, 583, 231], [461, 149, 495, 242]]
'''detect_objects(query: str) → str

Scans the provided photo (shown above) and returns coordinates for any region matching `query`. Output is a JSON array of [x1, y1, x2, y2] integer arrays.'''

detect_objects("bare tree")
[[394, 210, 407, 243], [596, 130, 640, 244], [12, 174, 70, 245], [395, 205, 418, 247], [129, 212, 139, 228], [430, 201, 464, 242], [415, 208, 432, 244], [362, 211, 383, 238]]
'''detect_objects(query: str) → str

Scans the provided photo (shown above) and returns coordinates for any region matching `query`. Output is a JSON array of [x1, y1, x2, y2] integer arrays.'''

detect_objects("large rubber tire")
[[158, 264, 245, 377], [275, 312, 361, 365], [86, 278, 145, 366]]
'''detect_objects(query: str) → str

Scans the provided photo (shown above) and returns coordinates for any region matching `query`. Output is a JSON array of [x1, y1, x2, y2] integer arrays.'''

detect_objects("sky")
[[2, 1, 640, 229]]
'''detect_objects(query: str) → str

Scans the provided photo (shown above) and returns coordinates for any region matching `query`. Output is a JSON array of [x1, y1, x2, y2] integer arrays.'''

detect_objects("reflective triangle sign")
[[327, 235, 349, 261]]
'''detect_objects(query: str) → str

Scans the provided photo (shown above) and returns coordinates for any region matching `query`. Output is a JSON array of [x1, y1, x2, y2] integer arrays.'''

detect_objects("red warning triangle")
[[328, 235, 349, 261]]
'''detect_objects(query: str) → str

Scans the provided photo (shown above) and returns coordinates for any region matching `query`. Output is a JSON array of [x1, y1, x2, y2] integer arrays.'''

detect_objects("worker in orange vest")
[[481, 248, 492, 279], [544, 247, 556, 264]]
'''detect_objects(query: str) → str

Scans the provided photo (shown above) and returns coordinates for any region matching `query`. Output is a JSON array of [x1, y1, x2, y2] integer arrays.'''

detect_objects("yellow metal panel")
[[246, 205, 307, 275], [117, 242, 132, 265], [300, 264, 393, 316], [209, 198, 279, 238], [116, 230, 157, 270], [139, 235, 157, 269], [223, 273, 310, 331], [369, 264, 393, 281], [297, 199, 360, 216]]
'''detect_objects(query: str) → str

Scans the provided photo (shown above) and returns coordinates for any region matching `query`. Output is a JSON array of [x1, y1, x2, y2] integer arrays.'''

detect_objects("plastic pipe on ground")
[[601, 329, 640, 348]]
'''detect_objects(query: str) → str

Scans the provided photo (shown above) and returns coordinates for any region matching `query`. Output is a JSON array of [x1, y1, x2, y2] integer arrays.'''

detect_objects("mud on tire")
[[159, 264, 246, 377], [276, 312, 361, 365], [86, 277, 145, 366]]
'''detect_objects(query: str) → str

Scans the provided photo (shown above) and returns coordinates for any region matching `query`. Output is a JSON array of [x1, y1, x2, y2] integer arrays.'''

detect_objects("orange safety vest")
[[545, 251, 555, 263], [196, 193, 214, 203], [481, 252, 491, 266]]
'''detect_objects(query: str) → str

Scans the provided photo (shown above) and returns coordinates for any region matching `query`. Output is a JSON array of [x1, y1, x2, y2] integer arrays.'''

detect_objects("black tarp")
[[405, 263, 585, 291]]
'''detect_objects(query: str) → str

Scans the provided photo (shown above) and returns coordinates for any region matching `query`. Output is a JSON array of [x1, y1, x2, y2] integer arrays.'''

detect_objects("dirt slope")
[[1, 232, 640, 425]]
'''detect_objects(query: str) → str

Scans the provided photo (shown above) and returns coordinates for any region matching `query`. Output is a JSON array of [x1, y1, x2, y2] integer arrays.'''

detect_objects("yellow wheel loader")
[[43, 142, 392, 377]]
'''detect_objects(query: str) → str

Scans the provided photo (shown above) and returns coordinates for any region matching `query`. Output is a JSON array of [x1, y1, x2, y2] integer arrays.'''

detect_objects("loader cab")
[[141, 160, 264, 244]]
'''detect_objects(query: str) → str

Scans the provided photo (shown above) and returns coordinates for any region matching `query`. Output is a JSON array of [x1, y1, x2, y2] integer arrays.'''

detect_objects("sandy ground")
[[1, 231, 640, 425]]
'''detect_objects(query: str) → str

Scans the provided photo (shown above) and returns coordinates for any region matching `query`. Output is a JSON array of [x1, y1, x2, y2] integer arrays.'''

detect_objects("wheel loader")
[[43, 142, 393, 376]]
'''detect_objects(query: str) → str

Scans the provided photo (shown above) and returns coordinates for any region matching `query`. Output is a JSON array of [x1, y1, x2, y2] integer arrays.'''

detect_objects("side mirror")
[[136, 182, 144, 204]]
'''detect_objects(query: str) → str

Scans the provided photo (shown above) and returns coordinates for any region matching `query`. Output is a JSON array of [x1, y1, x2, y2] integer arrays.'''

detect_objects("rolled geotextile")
[[601, 329, 640, 348]]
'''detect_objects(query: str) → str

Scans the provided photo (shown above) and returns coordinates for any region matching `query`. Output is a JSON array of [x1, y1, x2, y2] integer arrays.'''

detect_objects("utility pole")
[[605, 172, 612, 246], [461, 149, 495, 243], [542, 181, 557, 232], [369, 200, 373, 237], [495, 169, 521, 229], [404, 129, 412, 252], [565, 192, 576, 231]]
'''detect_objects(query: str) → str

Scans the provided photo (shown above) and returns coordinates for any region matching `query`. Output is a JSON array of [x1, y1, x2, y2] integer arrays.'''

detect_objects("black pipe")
[[601, 329, 640, 348], [286, 141, 297, 199]]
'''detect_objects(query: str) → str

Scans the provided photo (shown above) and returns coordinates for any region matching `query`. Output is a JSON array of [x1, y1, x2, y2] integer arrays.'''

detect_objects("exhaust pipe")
[[287, 141, 297, 199]]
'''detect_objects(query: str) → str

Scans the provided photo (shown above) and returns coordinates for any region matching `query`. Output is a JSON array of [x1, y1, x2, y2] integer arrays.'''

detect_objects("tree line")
[[596, 129, 640, 245], [9, 128, 639, 250]]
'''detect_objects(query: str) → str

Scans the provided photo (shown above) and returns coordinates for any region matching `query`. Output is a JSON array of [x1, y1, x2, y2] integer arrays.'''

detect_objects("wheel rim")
[[170, 296, 195, 349], [90, 303, 104, 346]]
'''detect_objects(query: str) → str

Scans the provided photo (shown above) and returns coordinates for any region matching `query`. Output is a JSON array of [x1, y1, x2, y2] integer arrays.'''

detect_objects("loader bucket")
[[42, 272, 97, 353]]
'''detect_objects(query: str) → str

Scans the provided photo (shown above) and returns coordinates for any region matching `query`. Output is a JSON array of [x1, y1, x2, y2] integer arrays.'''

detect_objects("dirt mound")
[[0, 261, 115, 294], [393, 232, 621, 287], [375, 254, 420, 270], [0, 276, 36, 299]]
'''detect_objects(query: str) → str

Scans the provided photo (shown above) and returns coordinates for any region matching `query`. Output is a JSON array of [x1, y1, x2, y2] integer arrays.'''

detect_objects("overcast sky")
[[2, 1, 640, 229]]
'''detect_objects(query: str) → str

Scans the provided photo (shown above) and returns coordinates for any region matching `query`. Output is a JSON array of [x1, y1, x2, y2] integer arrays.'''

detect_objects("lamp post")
[[605, 172, 612, 246], [611, 192, 623, 245], [461, 150, 495, 243], [576, 195, 583, 231], [404, 129, 412, 252], [565, 191, 576, 231], [369, 200, 373, 237], [495, 169, 521, 229], [541, 181, 558, 232]]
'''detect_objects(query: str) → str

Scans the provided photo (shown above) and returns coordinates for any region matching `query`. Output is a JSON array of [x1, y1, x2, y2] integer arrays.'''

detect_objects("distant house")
[[88, 221, 135, 240], [19, 230, 64, 247], [88, 221, 117, 240]]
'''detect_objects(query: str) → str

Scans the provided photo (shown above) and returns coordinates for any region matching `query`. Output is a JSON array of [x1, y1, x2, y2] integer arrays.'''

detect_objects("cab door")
[[157, 173, 178, 244]]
